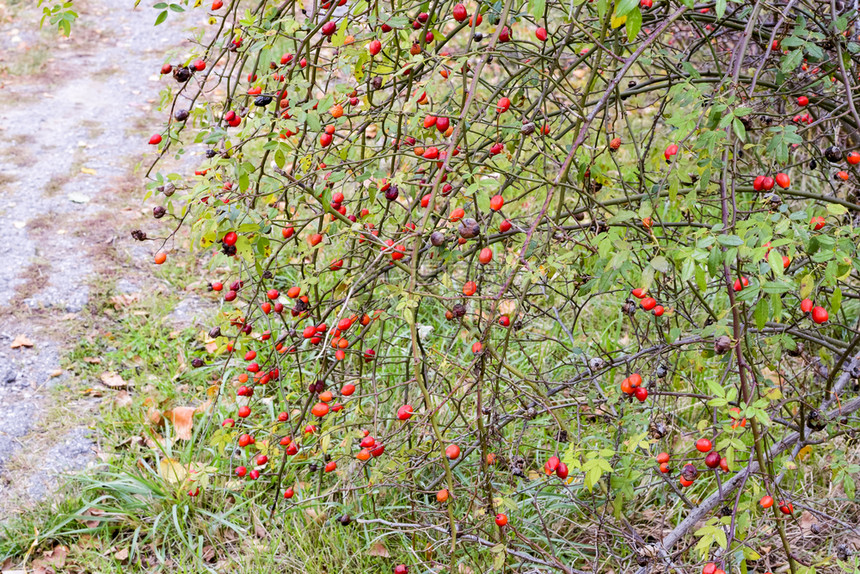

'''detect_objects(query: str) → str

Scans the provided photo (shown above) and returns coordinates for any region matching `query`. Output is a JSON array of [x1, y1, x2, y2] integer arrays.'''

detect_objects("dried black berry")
[[173, 66, 192, 83], [824, 145, 843, 163]]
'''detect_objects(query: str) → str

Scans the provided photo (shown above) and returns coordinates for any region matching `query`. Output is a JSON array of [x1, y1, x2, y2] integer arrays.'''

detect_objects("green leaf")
[[713, 528, 727, 549], [707, 378, 726, 398], [626, 7, 642, 42], [650, 256, 670, 273], [155, 9, 168, 25], [614, 0, 639, 17], [477, 190, 491, 212], [608, 210, 637, 223], [768, 250, 784, 276], [708, 245, 722, 276], [715, 0, 726, 18], [762, 280, 793, 294], [306, 111, 321, 132], [717, 234, 744, 246], [529, 0, 546, 18], [844, 472, 856, 500], [831, 287, 842, 315], [754, 298, 769, 330], [826, 203, 847, 216], [732, 118, 746, 142], [781, 49, 803, 73]]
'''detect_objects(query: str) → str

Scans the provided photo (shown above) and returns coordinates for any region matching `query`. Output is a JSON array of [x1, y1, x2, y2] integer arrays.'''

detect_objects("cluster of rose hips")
[[630, 289, 665, 317], [655, 437, 728, 489], [619, 372, 648, 402]]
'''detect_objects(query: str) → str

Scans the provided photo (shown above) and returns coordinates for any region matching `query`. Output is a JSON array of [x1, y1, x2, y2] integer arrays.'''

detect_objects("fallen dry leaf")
[[205, 341, 218, 353], [82, 388, 104, 397], [37, 545, 68, 569], [164, 406, 197, 440], [112, 391, 133, 408], [251, 510, 269, 539], [114, 547, 129, 562], [49, 369, 63, 378], [146, 406, 163, 426], [100, 372, 129, 389], [109, 293, 139, 307], [10, 335, 33, 349], [78, 508, 105, 529], [367, 541, 389, 557], [800, 511, 820, 533], [303, 507, 327, 525], [82, 357, 102, 364]]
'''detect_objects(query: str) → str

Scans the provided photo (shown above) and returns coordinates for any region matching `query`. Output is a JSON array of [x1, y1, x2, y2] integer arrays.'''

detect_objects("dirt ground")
[[0, 0, 197, 515]]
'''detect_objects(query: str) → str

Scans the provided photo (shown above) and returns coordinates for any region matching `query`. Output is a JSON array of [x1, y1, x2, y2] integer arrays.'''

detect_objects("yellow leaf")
[[796, 445, 812, 461], [159, 458, 187, 484], [611, 14, 627, 28], [764, 387, 782, 400], [80, 167, 97, 175], [799, 274, 814, 299]]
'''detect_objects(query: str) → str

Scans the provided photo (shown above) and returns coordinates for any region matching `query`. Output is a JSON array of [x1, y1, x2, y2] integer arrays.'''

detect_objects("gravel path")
[[0, 0, 190, 513]]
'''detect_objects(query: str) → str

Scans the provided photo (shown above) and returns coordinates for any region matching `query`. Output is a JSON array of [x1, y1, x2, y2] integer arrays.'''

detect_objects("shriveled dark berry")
[[458, 218, 480, 239], [824, 145, 842, 163], [430, 232, 446, 246], [173, 66, 192, 83]]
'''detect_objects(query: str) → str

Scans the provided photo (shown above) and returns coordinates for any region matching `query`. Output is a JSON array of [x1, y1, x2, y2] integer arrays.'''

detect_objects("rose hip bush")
[[141, 0, 860, 571]]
